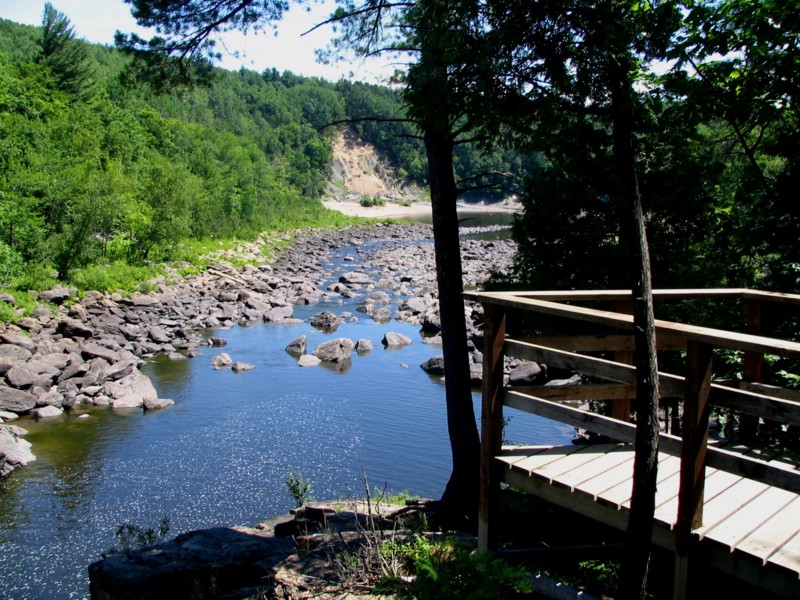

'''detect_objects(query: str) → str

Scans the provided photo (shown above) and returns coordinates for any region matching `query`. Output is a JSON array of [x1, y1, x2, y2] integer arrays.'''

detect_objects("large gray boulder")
[[103, 370, 159, 409], [0, 332, 36, 353], [382, 332, 412, 348], [57, 317, 95, 339], [508, 361, 545, 386], [0, 386, 37, 413], [310, 311, 342, 333], [0, 426, 35, 477], [211, 353, 232, 369], [420, 356, 446, 375], [284, 335, 307, 357], [312, 338, 355, 363], [88, 526, 294, 600]]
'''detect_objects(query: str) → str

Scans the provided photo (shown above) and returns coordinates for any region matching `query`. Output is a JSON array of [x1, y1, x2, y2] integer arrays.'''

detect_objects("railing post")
[[740, 299, 764, 444], [612, 296, 634, 423], [478, 302, 506, 552], [674, 340, 713, 599]]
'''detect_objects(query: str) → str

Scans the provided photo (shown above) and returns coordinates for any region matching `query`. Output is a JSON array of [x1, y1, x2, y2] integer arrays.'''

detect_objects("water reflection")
[[0, 219, 572, 599]]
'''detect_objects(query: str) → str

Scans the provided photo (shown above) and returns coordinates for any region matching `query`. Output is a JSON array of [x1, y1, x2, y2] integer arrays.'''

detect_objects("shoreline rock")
[[0, 222, 518, 478]]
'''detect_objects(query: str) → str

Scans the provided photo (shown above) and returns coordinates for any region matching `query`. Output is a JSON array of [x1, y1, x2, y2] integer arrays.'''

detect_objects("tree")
[[38, 3, 93, 100]]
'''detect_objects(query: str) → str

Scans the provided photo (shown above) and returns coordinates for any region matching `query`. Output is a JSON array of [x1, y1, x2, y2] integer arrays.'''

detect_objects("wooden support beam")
[[677, 341, 714, 548], [479, 303, 506, 552], [740, 299, 764, 443]]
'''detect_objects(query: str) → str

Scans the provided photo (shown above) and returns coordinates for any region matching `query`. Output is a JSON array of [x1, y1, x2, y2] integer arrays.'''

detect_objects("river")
[[0, 214, 573, 599]]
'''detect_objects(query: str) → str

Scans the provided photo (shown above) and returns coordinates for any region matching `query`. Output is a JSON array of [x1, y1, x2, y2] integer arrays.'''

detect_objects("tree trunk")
[[424, 125, 481, 532], [607, 16, 661, 599]]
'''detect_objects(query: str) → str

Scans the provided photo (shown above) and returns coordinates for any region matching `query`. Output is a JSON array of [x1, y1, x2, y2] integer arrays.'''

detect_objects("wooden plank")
[[500, 465, 677, 551], [768, 529, 800, 578], [698, 477, 770, 535], [470, 293, 800, 358], [527, 444, 621, 484], [503, 391, 800, 494], [735, 496, 800, 565], [700, 486, 798, 550], [507, 340, 800, 425], [560, 445, 635, 493], [575, 452, 641, 502], [509, 445, 587, 475], [511, 383, 636, 402]]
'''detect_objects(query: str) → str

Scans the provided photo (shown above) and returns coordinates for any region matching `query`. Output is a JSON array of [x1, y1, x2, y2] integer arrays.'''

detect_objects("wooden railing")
[[465, 289, 800, 564]]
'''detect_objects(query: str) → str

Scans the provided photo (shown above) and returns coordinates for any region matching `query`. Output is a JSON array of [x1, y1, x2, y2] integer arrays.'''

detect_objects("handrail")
[[465, 292, 800, 359], [474, 288, 800, 561]]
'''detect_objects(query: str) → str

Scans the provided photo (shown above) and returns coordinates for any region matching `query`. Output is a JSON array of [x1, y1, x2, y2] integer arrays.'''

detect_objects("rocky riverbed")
[[1, 222, 520, 478]]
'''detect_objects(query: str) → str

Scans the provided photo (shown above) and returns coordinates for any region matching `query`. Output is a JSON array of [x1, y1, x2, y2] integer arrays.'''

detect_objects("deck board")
[[495, 443, 800, 587]]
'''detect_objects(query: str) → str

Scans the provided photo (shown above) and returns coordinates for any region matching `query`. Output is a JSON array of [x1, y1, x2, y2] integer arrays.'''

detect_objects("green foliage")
[[0, 241, 24, 282], [110, 516, 171, 554], [380, 535, 532, 599], [37, 3, 93, 100], [285, 467, 314, 508], [359, 196, 385, 207], [70, 262, 162, 294]]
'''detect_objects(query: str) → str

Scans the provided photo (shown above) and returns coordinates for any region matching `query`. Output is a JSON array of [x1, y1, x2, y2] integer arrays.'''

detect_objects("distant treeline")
[[0, 15, 525, 282]]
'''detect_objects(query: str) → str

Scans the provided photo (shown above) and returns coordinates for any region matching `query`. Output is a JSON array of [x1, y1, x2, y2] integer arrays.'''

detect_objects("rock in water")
[[420, 356, 445, 375], [312, 338, 354, 363], [298, 355, 321, 368], [284, 335, 307, 357], [508, 361, 544, 386], [382, 332, 412, 348], [310, 311, 342, 333], [211, 353, 232, 369], [103, 370, 159, 409]]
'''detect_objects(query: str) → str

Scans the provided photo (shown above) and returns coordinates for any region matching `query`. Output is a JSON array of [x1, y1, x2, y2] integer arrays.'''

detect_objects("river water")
[[0, 213, 573, 599]]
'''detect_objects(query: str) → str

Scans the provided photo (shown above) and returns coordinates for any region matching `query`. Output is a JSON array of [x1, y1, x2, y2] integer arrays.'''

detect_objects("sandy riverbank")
[[322, 199, 522, 219]]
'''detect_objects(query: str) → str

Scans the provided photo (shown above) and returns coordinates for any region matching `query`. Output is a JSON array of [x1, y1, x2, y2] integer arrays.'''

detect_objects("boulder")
[[420, 356, 446, 375], [231, 362, 256, 373], [284, 335, 307, 357], [0, 292, 16, 306], [469, 363, 484, 386], [310, 311, 342, 333], [148, 326, 172, 344], [211, 353, 232, 369], [103, 370, 158, 409], [0, 427, 35, 477], [0, 410, 19, 422], [209, 337, 228, 347], [38, 286, 75, 305], [57, 317, 95, 339], [35, 405, 63, 418], [104, 360, 138, 381], [88, 526, 294, 600], [5, 364, 39, 388], [35, 389, 64, 408], [312, 338, 355, 363], [0, 332, 36, 353], [382, 332, 412, 348], [356, 339, 373, 354], [339, 271, 373, 285], [297, 355, 321, 368], [144, 397, 175, 410], [371, 308, 392, 324], [401, 297, 428, 315], [81, 342, 121, 363], [0, 386, 37, 413], [508, 361, 545, 386]]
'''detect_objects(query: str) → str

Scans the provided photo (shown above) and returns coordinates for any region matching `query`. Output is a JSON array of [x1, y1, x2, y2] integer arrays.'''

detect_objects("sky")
[[0, 0, 396, 83]]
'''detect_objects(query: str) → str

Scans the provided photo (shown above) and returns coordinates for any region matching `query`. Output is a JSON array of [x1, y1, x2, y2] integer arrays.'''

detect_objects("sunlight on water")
[[0, 233, 572, 599]]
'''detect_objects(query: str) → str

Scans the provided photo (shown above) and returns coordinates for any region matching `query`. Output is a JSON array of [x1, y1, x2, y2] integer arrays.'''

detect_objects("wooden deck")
[[466, 289, 800, 599], [496, 443, 800, 593]]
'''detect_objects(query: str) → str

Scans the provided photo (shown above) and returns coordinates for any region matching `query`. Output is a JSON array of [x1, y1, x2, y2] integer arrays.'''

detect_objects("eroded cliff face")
[[328, 130, 415, 200]]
